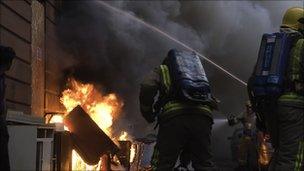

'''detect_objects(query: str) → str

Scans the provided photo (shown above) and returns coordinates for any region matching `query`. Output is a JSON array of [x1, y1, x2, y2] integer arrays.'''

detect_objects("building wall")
[[0, 0, 32, 115], [0, 0, 72, 117], [44, 0, 68, 114], [32, 0, 45, 117]]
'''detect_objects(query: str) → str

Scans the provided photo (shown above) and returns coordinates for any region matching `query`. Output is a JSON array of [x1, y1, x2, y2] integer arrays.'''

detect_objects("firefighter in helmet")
[[228, 101, 259, 171], [139, 49, 218, 171], [248, 7, 304, 171]]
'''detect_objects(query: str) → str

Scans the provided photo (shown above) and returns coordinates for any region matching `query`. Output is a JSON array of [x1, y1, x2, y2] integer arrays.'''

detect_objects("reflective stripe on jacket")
[[158, 65, 212, 120], [278, 93, 304, 107], [162, 101, 212, 114], [288, 38, 304, 82], [139, 64, 213, 123]]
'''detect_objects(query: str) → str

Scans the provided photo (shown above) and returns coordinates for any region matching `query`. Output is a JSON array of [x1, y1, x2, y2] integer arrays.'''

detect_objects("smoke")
[[57, 1, 302, 137]]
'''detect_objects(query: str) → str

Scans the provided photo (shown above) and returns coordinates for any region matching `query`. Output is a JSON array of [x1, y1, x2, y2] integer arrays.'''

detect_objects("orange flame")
[[60, 78, 124, 170], [60, 78, 123, 135], [119, 131, 128, 141], [258, 134, 271, 166], [130, 144, 136, 163], [49, 115, 63, 123], [53, 79, 135, 170]]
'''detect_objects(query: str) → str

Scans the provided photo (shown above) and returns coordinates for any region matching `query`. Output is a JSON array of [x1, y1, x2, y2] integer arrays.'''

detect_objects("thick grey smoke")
[[57, 1, 302, 137]]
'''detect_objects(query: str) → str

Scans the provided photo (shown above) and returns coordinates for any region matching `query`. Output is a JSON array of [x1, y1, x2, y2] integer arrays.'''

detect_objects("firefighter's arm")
[[289, 38, 304, 93], [139, 67, 160, 123]]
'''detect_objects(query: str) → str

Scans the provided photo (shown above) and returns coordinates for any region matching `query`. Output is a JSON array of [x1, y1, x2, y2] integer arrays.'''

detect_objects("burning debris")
[[61, 78, 124, 170], [60, 78, 123, 135], [63, 105, 120, 165], [47, 78, 139, 170]]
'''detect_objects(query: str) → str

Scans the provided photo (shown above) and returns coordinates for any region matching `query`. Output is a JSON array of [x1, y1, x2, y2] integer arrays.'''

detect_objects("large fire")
[[58, 78, 127, 170], [48, 79, 137, 170], [60, 78, 123, 135]]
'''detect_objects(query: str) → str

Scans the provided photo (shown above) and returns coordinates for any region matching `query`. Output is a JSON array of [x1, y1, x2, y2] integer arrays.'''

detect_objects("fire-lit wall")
[[44, 0, 75, 114], [0, 0, 74, 117]]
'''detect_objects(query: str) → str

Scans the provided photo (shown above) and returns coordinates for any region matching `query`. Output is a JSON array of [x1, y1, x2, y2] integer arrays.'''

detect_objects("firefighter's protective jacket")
[[278, 31, 304, 107], [139, 65, 213, 123]]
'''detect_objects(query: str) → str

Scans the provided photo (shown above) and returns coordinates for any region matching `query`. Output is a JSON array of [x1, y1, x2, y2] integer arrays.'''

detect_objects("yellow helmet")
[[281, 7, 304, 31]]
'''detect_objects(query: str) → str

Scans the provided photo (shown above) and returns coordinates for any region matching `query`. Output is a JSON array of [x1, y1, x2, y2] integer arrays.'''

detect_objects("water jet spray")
[[96, 1, 248, 87]]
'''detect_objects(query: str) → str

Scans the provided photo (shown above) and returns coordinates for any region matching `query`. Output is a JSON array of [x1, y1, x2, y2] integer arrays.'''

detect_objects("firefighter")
[[269, 7, 304, 171], [248, 7, 304, 171], [228, 102, 259, 171], [139, 49, 218, 171], [0, 45, 15, 171]]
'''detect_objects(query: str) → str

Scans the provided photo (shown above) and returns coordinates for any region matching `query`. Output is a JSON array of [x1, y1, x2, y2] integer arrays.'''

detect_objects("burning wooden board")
[[63, 105, 119, 165]]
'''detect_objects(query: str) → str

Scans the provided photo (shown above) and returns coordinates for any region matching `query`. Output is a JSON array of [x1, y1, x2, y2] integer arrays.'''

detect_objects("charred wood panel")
[[1, 0, 32, 22], [0, 3, 31, 42], [63, 106, 120, 165], [0, 28, 31, 63]]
